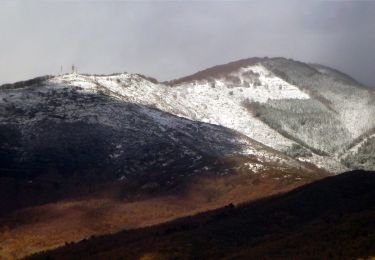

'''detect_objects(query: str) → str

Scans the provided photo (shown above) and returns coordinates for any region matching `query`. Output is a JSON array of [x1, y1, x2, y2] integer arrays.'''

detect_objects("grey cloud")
[[0, 0, 374, 87]]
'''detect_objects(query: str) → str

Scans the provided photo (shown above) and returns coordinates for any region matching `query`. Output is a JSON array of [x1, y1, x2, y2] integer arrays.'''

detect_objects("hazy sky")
[[1, 0, 374, 86]]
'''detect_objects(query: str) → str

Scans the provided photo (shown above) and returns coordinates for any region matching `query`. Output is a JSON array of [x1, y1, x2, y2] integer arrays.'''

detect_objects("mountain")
[[28, 170, 375, 260], [2, 57, 373, 178], [0, 57, 374, 258], [4, 57, 374, 174]]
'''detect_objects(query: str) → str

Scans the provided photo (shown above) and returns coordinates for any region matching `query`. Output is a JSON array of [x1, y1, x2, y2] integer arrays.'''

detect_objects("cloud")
[[0, 0, 374, 87]]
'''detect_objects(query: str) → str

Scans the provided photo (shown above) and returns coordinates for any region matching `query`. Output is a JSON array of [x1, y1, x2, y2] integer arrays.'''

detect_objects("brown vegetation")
[[165, 57, 262, 85], [30, 170, 375, 260], [0, 166, 323, 259]]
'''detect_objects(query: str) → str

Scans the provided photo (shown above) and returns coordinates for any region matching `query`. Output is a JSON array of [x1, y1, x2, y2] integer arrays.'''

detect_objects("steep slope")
[[29, 170, 375, 260]]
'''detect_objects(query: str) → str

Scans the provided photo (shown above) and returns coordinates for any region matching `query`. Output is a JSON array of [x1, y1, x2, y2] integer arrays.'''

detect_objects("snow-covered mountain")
[[0, 57, 374, 182], [1, 57, 374, 257]]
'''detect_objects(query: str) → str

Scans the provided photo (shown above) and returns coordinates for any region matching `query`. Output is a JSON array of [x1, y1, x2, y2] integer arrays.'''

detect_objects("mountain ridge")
[[1, 57, 372, 89]]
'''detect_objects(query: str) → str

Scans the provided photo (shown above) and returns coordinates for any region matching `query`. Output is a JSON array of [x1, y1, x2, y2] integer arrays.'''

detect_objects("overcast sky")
[[0, 0, 374, 86]]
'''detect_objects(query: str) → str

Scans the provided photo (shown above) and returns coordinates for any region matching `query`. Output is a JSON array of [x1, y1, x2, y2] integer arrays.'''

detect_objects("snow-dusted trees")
[[243, 98, 351, 154], [342, 136, 375, 170]]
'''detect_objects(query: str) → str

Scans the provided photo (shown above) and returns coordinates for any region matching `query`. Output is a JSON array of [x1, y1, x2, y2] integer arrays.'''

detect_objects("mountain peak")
[[165, 57, 366, 89]]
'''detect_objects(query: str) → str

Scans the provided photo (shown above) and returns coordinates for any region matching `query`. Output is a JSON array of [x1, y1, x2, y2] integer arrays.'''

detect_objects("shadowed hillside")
[[0, 83, 297, 215], [30, 170, 375, 260]]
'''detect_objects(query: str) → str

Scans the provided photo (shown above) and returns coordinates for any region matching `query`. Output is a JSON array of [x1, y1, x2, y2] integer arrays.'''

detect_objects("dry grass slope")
[[0, 165, 324, 259]]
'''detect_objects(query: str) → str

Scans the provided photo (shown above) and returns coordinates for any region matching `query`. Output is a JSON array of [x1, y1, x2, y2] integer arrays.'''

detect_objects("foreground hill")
[[30, 170, 375, 260]]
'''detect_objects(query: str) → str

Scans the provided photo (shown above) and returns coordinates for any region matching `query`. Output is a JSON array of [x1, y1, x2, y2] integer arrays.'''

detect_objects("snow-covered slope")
[[0, 73, 319, 177], [48, 65, 309, 152], [264, 58, 375, 139], [162, 57, 374, 172]]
